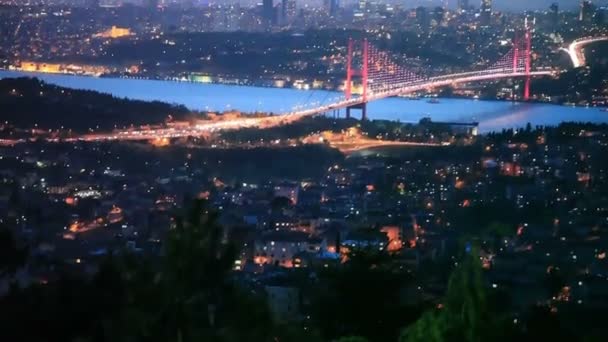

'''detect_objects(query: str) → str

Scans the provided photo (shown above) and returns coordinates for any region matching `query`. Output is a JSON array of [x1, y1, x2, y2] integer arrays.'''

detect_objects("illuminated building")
[[458, 0, 469, 13], [579, 0, 594, 22], [381, 226, 403, 252], [358, 0, 368, 14], [325, 0, 339, 17], [550, 3, 559, 29], [19, 61, 62, 73], [107, 206, 124, 224], [281, 0, 289, 24], [480, 0, 492, 25], [285, 0, 296, 18], [416, 7, 430, 31], [263, 0, 274, 26], [93, 26, 133, 39], [98, 0, 123, 7], [254, 232, 321, 268], [15, 61, 109, 76]]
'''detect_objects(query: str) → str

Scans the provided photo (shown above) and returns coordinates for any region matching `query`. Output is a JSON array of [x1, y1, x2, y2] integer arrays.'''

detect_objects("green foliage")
[[334, 336, 370, 342], [221, 116, 355, 143], [400, 248, 510, 342], [0, 77, 191, 132], [312, 247, 418, 342], [112, 199, 272, 341], [0, 200, 276, 342]]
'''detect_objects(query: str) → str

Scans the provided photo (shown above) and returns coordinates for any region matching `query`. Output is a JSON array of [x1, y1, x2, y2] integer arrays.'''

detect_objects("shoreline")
[[1, 68, 604, 110]]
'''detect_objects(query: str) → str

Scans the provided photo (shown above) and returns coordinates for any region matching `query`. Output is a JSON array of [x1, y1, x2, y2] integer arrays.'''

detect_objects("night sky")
[[386, 0, 606, 11], [230, 1, 608, 11]]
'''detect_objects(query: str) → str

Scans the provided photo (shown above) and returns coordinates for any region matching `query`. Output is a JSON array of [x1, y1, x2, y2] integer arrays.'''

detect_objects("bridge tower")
[[513, 27, 532, 101], [524, 28, 532, 101], [345, 38, 369, 120], [513, 32, 519, 74]]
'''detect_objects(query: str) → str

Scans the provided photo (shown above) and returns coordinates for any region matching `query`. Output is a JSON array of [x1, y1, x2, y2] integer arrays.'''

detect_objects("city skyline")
[[5, 0, 608, 10], [1, 0, 608, 340]]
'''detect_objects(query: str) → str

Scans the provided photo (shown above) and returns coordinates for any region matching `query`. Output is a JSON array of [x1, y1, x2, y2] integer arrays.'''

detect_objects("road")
[[561, 36, 608, 68], [0, 69, 555, 145]]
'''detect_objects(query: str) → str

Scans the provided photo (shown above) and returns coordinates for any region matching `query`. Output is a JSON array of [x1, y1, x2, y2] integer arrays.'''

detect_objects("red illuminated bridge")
[[77, 30, 608, 142], [283, 27, 555, 121]]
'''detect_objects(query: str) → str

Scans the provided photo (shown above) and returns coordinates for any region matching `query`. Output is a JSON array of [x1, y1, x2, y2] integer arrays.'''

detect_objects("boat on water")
[[427, 98, 440, 104], [600, 108, 608, 112], [398, 95, 420, 100]]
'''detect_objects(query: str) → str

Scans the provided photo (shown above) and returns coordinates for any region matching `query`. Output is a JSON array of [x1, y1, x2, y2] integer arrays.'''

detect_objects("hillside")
[[0, 77, 193, 132]]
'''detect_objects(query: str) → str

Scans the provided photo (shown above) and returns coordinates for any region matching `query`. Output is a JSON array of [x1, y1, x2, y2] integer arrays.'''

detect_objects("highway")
[[562, 36, 608, 68], [72, 70, 554, 142]]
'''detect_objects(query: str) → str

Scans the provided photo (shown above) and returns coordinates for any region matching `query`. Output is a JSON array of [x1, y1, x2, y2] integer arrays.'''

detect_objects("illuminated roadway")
[[561, 36, 608, 68], [77, 69, 555, 142]]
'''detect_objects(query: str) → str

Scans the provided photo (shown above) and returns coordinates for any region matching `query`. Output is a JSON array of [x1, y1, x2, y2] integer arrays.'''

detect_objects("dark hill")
[[0, 77, 192, 132]]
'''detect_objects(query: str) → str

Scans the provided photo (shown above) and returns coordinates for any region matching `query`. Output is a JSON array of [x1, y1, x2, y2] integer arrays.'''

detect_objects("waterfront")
[[2, 70, 607, 133]]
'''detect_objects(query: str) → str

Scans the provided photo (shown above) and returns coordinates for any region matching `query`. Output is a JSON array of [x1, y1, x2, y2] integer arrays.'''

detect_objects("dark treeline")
[[0, 77, 192, 132], [121, 142, 344, 183], [533, 43, 608, 104], [220, 117, 356, 143], [1, 200, 607, 342], [221, 116, 464, 144]]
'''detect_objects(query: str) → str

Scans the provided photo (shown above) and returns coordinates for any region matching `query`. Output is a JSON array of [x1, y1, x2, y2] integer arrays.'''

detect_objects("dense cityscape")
[[1, 0, 608, 341]]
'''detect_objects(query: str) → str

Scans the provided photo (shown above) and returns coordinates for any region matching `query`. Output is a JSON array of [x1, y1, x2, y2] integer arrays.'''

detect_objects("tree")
[[114, 199, 273, 341], [312, 247, 417, 342], [271, 196, 292, 211], [334, 336, 370, 342], [400, 248, 513, 342], [0, 226, 27, 277]]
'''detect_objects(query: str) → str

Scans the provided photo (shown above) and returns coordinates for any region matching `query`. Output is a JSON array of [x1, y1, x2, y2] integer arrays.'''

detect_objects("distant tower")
[[146, 0, 159, 9], [579, 0, 594, 22], [416, 7, 430, 31], [329, 0, 339, 17], [345, 39, 369, 120], [549, 3, 559, 29], [286, 0, 296, 18], [480, 0, 492, 25], [433, 6, 445, 26], [358, 0, 367, 12], [263, 0, 274, 26], [458, 0, 470, 13]]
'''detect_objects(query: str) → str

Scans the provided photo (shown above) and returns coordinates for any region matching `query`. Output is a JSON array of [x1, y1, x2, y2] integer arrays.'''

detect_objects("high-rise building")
[[281, 0, 288, 23], [286, 0, 296, 18], [579, 0, 594, 22], [480, 0, 492, 25], [263, 0, 274, 26], [415, 6, 430, 31], [597, 6, 608, 24], [145, 0, 158, 8], [358, 0, 367, 12], [327, 0, 339, 17], [549, 3, 559, 28], [279, 0, 296, 25], [433, 6, 445, 26], [98, 0, 123, 7], [458, 0, 469, 13]]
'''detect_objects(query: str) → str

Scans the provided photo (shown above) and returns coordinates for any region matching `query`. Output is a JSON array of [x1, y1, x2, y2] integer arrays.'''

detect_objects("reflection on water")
[[1, 70, 607, 133]]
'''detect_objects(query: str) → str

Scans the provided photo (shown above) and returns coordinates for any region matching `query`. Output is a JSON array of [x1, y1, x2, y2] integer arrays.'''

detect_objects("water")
[[2, 70, 607, 133]]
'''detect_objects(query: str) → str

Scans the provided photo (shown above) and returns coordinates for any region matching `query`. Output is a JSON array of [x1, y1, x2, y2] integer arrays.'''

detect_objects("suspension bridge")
[[77, 30, 608, 142], [286, 27, 553, 121]]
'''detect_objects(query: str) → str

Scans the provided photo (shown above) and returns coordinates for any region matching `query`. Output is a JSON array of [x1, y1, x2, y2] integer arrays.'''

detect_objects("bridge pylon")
[[345, 38, 369, 120], [512, 26, 533, 100], [524, 27, 532, 101]]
